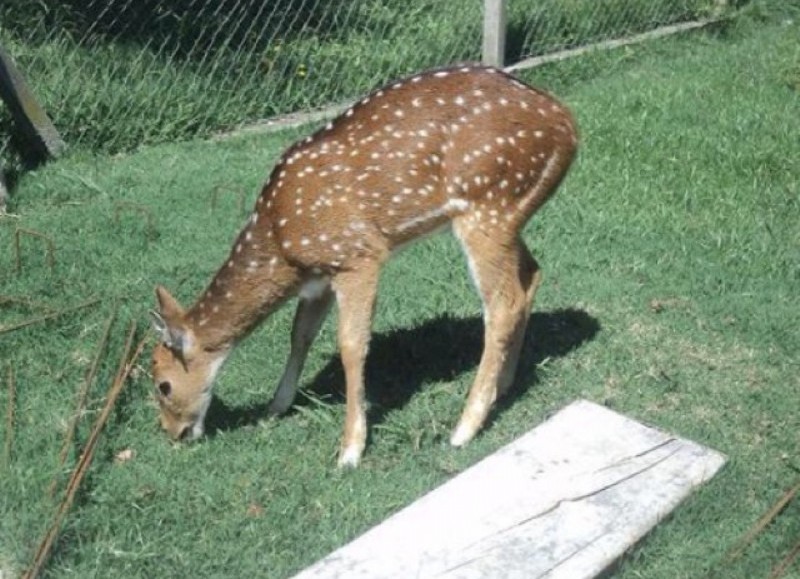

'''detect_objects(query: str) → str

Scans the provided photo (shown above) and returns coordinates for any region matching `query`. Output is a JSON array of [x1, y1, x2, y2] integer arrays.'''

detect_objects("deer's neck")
[[186, 212, 301, 350]]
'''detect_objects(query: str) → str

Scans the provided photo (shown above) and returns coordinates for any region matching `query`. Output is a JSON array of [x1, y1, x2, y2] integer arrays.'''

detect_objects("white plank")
[[293, 400, 726, 579]]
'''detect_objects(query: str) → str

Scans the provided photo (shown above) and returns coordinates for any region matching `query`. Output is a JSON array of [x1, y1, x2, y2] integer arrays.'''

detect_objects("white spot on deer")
[[454, 96, 465, 106], [345, 108, 354, 117], [282, 241, 292, 249], [278, 218, 288, 227], [394, 109, 405, 118], [412, 97, 422, 107], [534, 130, 544, 138], [434, 71, 450, 78], [499, 97, 509, 106]]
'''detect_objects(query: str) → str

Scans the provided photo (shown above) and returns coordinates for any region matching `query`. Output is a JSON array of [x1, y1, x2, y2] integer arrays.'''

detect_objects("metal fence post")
[[482, 0, 507, 67]]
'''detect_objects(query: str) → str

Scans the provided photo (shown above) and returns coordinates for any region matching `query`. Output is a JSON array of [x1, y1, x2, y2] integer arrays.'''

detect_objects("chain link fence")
[[0, 0, 732, 163]]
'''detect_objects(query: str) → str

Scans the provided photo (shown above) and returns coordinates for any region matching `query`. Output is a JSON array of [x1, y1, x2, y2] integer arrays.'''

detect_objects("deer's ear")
[[155, 285, 185, 321], [152, 286, 193, 355]]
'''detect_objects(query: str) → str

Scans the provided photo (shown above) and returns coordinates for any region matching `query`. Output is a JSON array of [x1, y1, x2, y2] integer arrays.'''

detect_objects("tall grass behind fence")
[[0, 0, 728, 163]]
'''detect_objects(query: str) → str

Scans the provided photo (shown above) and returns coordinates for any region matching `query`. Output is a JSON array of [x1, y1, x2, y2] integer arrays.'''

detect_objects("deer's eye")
[[158, 381, 172, 397]]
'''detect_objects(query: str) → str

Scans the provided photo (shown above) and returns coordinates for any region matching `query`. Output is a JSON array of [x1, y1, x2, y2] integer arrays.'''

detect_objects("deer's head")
[[150, 286, 226, 441]]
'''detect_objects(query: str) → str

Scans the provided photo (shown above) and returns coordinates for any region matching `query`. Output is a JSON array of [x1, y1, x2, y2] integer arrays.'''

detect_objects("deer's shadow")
[[205, 308, 600, 435]]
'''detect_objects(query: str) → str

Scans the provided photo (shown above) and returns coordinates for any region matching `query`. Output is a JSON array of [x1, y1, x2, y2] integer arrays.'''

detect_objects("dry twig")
[[113, 201, 156, 239], [14, 228, 56, 274], [23, 322, 145, 579], [0, 295, 55, 312], [210, 184, 246, 214], [0, 298, 99, 335], [723, 481, 800, 564], [48, 311, 116, 497], [769, 538, 800, 579], [4, 366, 15, 466]]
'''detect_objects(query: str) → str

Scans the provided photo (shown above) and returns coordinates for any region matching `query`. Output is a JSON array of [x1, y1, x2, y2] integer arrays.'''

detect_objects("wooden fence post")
[[0, 43, 64, 163], [482, 0, 507, 68], [0, 170, 7, 210]]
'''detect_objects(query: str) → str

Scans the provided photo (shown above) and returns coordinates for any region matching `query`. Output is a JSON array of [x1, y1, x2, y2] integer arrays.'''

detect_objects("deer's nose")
[[178, 425, 192, 441]]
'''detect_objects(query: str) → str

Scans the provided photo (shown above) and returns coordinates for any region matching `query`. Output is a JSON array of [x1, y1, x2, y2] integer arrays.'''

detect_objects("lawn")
[[1, 11, 799, 579]]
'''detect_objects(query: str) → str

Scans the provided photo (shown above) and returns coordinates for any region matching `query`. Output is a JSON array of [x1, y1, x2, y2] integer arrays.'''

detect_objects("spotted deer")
[[150, 64, 577, 467]]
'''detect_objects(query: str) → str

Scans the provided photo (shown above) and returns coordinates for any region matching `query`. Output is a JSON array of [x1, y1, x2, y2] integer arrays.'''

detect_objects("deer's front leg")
[[332, 263, 379, 468], [269, 283, 334, 416]]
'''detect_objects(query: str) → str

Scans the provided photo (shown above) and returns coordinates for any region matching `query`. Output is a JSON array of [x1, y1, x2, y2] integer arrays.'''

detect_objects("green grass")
[[1, 15, 799, 579]]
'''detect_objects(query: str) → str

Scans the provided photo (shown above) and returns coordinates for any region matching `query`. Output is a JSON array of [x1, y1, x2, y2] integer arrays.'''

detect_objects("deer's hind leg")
[[268, 283, 334, 416], [331, 261, 381, 467], [450, 221, 542, 447]]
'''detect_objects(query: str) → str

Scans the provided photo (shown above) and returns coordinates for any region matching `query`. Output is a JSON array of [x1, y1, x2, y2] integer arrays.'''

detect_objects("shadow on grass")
[[205, 308, 600, 436]]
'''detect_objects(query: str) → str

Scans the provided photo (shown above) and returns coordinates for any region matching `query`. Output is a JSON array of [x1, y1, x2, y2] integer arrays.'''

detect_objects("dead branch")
[[23, 321, 145, 579], [48, 310, 116, 497], [3, 366, 15, 466], [14, 227, 56, 274], [0, 298, 99, 335]]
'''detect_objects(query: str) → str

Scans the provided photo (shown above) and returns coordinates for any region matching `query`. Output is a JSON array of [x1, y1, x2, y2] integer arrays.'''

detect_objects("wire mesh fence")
[[0, 0, 731, 163]]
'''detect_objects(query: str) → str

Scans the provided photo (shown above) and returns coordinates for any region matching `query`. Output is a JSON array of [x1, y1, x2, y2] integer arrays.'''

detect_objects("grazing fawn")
[[151, 64, 578, 467]]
